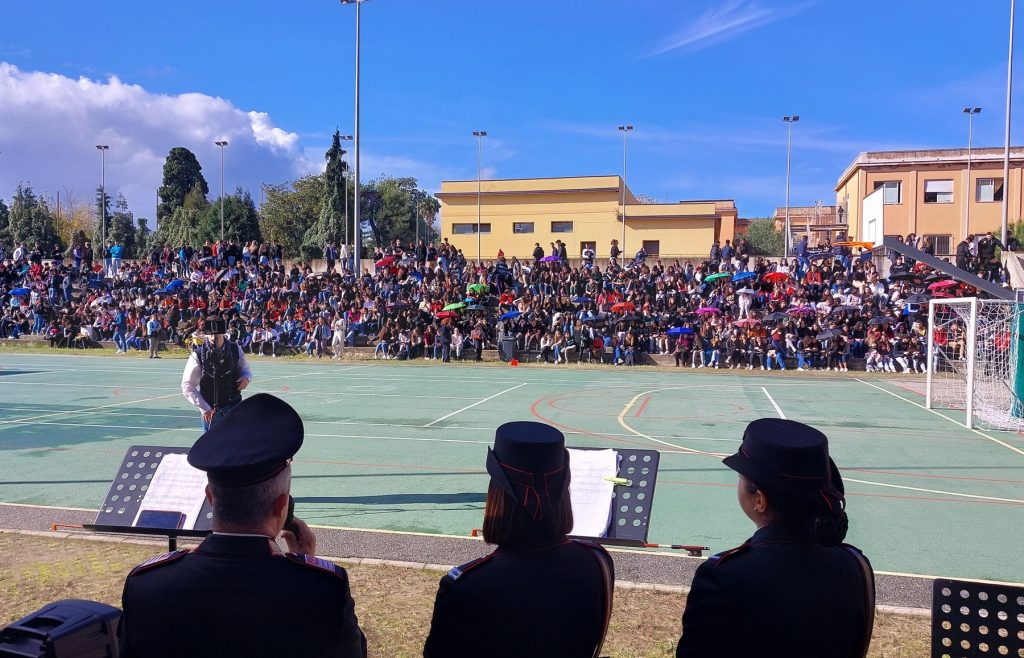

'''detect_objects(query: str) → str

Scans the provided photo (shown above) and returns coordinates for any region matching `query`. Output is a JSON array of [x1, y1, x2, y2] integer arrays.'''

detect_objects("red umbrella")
[[763, 272, 789, 284], [928, 280, 958, 291], [931, 291, 955, 299], [611, 302, 635, 314], [375, 256, 396, 268], [436, 311, 459, 319]]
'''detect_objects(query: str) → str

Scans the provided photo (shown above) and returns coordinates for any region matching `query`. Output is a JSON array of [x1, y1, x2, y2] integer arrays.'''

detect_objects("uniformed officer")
[[676, 418, 875, 658], [181, 313, 252, 430], [119, 394, 366, 658], [423, 421, 615, 658]]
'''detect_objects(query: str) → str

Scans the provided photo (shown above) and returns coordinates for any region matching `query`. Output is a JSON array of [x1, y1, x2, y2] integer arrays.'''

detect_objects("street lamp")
[[96, 145, 109, 248], [341, 0, 368, 272], [963, 108, 981, 241], [783, 116, 800, 256], [473, 130, 487, 263], [618, 125, 633, 262], [339, 134, 353, 251], [215, 140, 228, 242], [1001, 0, 1015, 247]]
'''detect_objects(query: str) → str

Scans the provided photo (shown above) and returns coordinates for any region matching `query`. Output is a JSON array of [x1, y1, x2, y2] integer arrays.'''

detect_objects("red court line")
[[531, 393, 664, 450], [845, 467, 1024, 485], [634, 396, 650, 418]]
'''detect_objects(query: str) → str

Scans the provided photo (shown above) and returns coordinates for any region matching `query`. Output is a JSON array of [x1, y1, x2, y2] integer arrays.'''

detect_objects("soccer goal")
[[926, 298, 1024, 431]]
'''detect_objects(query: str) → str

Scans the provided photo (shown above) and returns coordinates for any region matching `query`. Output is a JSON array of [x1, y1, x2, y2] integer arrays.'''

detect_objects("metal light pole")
[[1002, 0, 1015, 247], [617, 125, 634, 262], [341, 0, 367, 273], [963, 108, 981, 241], [783, 116, 800, 256], [96, 145, 109, 247], [340, 134, 353, 250], [215, 140, 228, 241], [473, 130, 487, 263]]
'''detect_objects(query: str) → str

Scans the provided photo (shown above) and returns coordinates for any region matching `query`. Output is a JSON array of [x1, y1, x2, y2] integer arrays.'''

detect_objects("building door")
[[580, 241, 596, 256]]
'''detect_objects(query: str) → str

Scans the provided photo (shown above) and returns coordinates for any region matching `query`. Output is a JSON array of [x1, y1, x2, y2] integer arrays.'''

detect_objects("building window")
[[513, 222, 534, 234], [551, 221, 573, 233], [642, 240, 660, 256], [976, 178, 1005, 203], [451, 223, 491, 234], [924, 234, 952, 256], [873, 180, 902, 204], [923, 180, 954, 204]]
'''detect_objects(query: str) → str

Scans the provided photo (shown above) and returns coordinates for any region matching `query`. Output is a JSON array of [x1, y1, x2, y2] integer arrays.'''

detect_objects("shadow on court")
[[295, 493, 485, 506]]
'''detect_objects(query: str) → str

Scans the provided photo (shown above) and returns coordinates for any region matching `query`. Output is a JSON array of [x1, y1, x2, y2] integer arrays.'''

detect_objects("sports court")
[[0, 353, 1022, 584]]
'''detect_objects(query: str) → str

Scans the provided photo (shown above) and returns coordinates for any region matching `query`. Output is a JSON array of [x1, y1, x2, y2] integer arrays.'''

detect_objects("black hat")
[[723, 418, 845, 507], [188, 394, 303, 487], [205, 313, 227, 335], [485, 421, 568, 520]]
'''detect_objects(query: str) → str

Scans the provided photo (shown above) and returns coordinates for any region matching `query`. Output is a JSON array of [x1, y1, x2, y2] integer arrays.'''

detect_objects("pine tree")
[[157, 147, 209, 222], [301, 131, 348, 260]]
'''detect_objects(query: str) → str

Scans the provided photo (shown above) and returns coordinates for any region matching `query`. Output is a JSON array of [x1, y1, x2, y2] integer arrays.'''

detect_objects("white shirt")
[[181, 339, 253, 413]]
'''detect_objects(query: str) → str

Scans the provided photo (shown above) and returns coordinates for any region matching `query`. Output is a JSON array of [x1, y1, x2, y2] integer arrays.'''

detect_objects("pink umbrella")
[[787, 306, 815, 315], [734, 318, 760, 327], [928, 280, 958, 291], [695, 307, 721, 315]]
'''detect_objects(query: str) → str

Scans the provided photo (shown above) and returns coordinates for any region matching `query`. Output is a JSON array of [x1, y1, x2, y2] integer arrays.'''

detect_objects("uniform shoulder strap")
[[710, 542, 751, 567], [446, 553, 495, 582], [284, 553, 349, 584], [572, 540, 615, 658], [128, 550, 189, 577], [843, 544, 876, 658]]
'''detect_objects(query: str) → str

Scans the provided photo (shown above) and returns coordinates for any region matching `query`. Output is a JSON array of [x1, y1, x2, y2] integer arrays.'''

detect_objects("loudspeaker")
[[0, 600, 121, 658]]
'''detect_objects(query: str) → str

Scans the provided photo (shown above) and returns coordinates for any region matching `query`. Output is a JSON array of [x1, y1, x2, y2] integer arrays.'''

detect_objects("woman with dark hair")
[[424, 422, 614, 658], [676, 418, 875, 657]]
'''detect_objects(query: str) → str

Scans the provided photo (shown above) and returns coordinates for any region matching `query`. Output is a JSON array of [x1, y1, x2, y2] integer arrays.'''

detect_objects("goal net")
[[926, 298, 1024, 431]]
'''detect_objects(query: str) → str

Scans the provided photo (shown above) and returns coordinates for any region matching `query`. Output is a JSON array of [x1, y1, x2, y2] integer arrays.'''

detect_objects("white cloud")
[[0, 61, 318, 221], [647, 1, 815, 57]]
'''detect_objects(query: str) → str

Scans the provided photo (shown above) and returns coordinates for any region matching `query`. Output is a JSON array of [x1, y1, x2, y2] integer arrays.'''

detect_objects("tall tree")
[[417, 195, 440, 243], [135, 217, 151, 256], [150, 182, 211, 248], [55, 190, 97, 251], [92, 187, 113, 248], [743, 218, 785, 256], [104, 192, 137, 256], [10, 183, 58, 248], [0, 198, 9, 245], [203, 188, 262, 244], [301, 131, 349, 260], [157, 147, 208, 222], [260, 176, 325, 258]]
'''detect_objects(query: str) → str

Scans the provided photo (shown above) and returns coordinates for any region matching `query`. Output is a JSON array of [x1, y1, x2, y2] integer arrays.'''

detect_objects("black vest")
[[197, 341, 242, 408]]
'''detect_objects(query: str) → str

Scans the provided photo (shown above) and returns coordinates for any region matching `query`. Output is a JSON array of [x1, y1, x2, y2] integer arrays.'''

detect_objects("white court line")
[[761, 387, 787, 419], [423, 382, 528, 427], [845, 477, 1024, 505], [855, 378, 1024, 459]]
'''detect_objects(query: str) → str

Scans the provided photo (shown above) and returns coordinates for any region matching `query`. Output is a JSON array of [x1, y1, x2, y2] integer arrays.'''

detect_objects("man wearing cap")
[[424, 421, 614, 658], [676, 418, 875, 657], [119, 394, 366, 658], [181, 314, 252, 430]]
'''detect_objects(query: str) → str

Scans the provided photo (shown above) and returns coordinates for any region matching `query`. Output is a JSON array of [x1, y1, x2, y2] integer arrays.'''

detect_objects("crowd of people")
[[0, 230, 989, 373]]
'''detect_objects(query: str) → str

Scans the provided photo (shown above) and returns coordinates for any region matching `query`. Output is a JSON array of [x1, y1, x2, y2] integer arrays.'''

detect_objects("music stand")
[[83, 445, 212, 551]]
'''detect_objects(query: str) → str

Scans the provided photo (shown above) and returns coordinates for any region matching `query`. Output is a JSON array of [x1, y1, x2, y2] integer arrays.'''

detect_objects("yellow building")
[[435, 175, 737, 261], [834, 148, 1024, 255]]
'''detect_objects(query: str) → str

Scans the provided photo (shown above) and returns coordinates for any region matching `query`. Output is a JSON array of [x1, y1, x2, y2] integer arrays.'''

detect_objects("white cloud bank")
[[0, 62, 318, 220]]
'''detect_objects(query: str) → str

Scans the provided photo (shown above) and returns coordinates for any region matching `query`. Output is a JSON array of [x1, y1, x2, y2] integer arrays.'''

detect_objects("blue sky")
[[0, 0, 1021, 219]]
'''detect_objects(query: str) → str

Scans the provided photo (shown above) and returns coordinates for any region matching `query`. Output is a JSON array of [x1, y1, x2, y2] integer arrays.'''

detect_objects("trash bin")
[[499, 337, 517, 362]]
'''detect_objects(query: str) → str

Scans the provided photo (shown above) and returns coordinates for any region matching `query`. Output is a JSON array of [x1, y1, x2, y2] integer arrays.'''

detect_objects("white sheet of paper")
[[132, 453, 208, 530], [567, 448, 618, 537]]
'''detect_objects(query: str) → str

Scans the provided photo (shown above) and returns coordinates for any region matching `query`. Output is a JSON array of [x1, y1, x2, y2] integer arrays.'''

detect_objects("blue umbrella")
[[572, 296, 592, 303], [165, 279, 185, 291], [666, 326, 694, 336], [499, 310, 522, 321], [732, 271, 757, 282], [10, 288, 31, 297]]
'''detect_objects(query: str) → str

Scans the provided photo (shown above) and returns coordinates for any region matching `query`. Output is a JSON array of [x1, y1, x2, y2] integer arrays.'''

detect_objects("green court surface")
[[1, 353, 1022, 583]]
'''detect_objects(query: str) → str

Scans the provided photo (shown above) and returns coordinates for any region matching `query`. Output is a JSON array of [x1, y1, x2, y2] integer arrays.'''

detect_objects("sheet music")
[[567, 448, 618, 537], [132, 453, 208, 530]]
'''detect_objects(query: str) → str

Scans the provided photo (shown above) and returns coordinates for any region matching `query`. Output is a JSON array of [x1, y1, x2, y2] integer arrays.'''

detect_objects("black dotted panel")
[[931, 578, 1024, 657], [568, 448, 660, 546], [93, 445, 213, 532]]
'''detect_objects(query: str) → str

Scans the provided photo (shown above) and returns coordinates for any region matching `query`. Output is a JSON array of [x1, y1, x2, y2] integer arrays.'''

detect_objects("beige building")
[[772, 204, 846, 245], [436, 175, 738, 261], [835, 148, 1024, 255]]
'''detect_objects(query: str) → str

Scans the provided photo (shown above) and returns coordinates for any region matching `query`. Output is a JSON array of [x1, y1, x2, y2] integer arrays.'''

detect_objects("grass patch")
[[0, 532, 929, 657]]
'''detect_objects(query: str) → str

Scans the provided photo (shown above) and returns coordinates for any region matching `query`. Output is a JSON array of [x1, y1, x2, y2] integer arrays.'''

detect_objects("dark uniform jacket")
[[119, 534, 366, 658], [676, 524, 874, 658], [423, 537, 614, 658]]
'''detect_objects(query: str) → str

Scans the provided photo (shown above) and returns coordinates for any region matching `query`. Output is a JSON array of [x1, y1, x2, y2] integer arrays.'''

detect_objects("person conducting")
[[423, 421, 615, 658], [181, 313, 252, 430], [675, 418, 875, 658], [118, 394, 366, 658]]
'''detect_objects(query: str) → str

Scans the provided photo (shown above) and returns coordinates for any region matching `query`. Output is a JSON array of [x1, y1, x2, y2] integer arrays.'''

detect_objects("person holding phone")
[[423, 421, 615, 658], [119, 394, 366, 658]]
